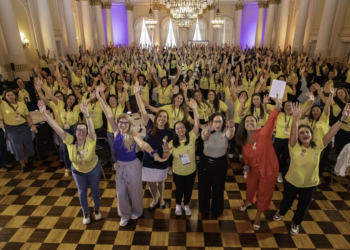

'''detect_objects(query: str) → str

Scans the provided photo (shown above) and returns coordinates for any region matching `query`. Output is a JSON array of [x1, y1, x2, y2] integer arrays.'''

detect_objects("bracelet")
[[340, 119, 348, 124], [150, 149, 158, 158], [85, 115, 91, 118]]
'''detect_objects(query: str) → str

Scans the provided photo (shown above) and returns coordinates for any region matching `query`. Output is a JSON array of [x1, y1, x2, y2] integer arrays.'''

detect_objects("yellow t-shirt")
[[209, 76, 222, 94], [107, 104, 124, 133], [0, 101, 28, 126], [50, 101, 63, 127], [40, 59, 48, 68], [158, 85, 172, 104], [18, 89, 31, 104], [286, 138, 325, 187], [270, 71, 283, 80], [157, 65, 167, 78], [245, 106, 269, 127], [87, 101, 103, 129], [71, 72, 87, 92], [109, 88, 130, 102], [307, 112, 329, 140], [331, 101, 342, 117], [140, 85, 150, 102], [208, 100, 228, 115], [44, 80, 59, 99], [161, 105, 191, 129], [199, 76, 209, 90], [196, 102, 210, 120], [224, 86, 233, 102], [61, 88, 73, 96], [241, 76, 258, 97], [63, 133, 99, 173], [58, 100, 80, 126], [127, 83, 135, 96], [169, 130, 197, 176], [233, 98, 250, 124], [275, 112, 293, 139]]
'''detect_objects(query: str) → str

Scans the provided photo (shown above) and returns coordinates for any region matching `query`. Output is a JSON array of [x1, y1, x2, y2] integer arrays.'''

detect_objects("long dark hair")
[[149, 110, 170, 137], [297, 124, 316, 149], [3, 90, 17, 104], [245, 70, 254, 81], [308, 105, 323, 123], [194, 90, 208, 107], [172, 92, 189, 123], [185, 69, 193, 82], [172, 121, 189, 148], [249, 93, 265, 119], [235, 115, 258, 146], [209, 112, 226, 133], [53, 90, 66, 102], [64, 94, 79, 111], [208, 90, 220, 112]]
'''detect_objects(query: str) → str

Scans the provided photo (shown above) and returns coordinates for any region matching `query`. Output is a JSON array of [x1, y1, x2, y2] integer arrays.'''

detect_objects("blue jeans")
[[71, 160, 101, 213], [0, 129, 8, 168], [62, 124, 76, 169], [57, 134, 64, 162]]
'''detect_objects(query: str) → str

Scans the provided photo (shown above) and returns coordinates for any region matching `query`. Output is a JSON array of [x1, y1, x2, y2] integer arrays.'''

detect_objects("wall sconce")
[[20, 32, 29, 48]]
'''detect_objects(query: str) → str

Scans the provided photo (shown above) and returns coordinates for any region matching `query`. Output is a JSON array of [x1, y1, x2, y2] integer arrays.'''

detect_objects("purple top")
[[113, 133, 137, 162]]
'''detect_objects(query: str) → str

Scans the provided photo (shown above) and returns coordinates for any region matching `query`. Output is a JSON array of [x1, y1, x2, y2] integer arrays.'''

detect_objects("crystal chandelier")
[[145, 0, 158, 30], [162, 0, 214, 11], [211, 0, 224, 29]]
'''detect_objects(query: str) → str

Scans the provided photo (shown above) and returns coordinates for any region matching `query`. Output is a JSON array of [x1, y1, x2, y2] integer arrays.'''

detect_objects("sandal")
[[253, 224, 260, 231], [239, 203, 251, 212]]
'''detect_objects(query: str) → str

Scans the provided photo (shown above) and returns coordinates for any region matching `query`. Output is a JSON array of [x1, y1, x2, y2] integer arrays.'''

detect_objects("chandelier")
[[145, 0, 158, 30], [162, 0, 214, 11], [211, 0, 224, 29]]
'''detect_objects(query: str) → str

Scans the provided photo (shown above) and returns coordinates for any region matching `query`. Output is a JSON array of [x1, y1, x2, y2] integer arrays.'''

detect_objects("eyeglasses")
[[213, 120, 223, 124], [118, 121, 129, 126], [76, 128, 86, 133], [284, 105, 292, 108], [68, 97, 75, 101], [175, 126, 185, 131]]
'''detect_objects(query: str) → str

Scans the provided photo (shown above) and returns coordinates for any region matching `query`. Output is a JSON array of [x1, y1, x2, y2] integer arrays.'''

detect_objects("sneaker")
[[290, 222, 299, 235], [65, 169, 71, 177], [239, 154, 243, 159], [83, 212, 90, 225], [183, 205, 192, 216], [243, 170, 248, 179], [120, 217, 128, 226], [277, 173, 283, 183], [175, 204, 182, 216], [94, 210, 102, 220], [168, 168, 173, 175], [131, 214, 139, 220], [228, 154, 234, 159], [273, 212, 283, 221]]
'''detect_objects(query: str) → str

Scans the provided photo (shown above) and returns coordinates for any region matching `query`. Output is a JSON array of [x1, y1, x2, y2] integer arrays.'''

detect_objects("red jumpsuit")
[[242, 109, 279, 212]]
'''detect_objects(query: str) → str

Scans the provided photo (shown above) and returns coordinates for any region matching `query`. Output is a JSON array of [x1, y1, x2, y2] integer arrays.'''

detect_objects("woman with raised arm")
[[134, 82, 174, 210], [199, 113, 235, 216], [96, 85, 165, 227], [236, 95, 282, 231], [162, 99, 200, 216], [273, 103, 350, 236], [0, 90, 38, 173], [37, 99, 102, 225]]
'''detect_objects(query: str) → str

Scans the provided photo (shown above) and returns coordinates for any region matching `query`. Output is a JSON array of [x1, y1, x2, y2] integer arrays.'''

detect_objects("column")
[[93, 0, 106, 49], [0, 0, 28, 79], [75, 0, 85, 48], [104, 1, 114, 45], [153, 2, 160, 46], [291, 0, 310, 52], [180, 29, 188, 44], [330, 0, 349, 58], [126, 3, 134, 45], [315, 0, 339, 56], [80, 0, 94, 50], [37, 0, 58, 56], [276, 0, 290, 49], [263, 0, 277, 47], [234, 3, 244, 47], [207, 4, 216, 43], [62, 0, 79, 54], [303, 0, 317, 50], [255, 1, 267, 47]]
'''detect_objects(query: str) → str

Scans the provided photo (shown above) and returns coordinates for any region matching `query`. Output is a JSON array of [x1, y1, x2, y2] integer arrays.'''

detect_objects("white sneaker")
[[83, 212, 90, 225], [120, 217, 128, 226], [94, 210, 102, 220], [131, 214, 139, 220], [243, 170, 248, 179], [239, 154, 243, 159], [228, 154, 234, 159], [183, 205, 192, 216], [277, 173, 283, 183], [175, 204, 182, 216], [290, 222, 299, 235], [273, 212, 283, 221]]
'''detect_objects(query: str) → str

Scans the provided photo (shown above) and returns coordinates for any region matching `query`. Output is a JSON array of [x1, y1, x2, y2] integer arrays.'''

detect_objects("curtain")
[[161, 17, 170, 46], [188, 18, 207, 41], [188, 22, 195, 41], [172, 20, 180, 46], [216, 17, 233, 45], [134, 17, 144, 46], [146, 26, 152, 46]]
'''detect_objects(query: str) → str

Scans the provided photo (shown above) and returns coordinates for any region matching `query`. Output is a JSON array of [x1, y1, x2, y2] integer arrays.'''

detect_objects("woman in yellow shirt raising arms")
[[38, 99, 102, 225], [274, 102, 350, 236]]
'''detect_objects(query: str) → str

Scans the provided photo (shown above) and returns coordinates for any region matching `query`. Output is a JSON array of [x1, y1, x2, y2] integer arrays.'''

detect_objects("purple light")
[[240, 3, 259, 48], [261, 7, 267, 47], [110, 4, 129, 45]]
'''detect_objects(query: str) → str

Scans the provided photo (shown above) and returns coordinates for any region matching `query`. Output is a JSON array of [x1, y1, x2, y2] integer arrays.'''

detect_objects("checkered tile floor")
[[0, 148, 350, 250]]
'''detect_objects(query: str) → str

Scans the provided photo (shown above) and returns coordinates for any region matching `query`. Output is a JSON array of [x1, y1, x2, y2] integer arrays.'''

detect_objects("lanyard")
[[209, 103, 214, 114], [91, 102, 97, 111], [112, 107, 118, 119], [254, 107, 260, 122], [285, 113, 292, 128], [76, 141, 86, 161], [64, 109, 71, 122], [174, 108, 180, 118], [161, 87, 167, 95], [11, 104, 19, 115], [22, 89, 27, 97]]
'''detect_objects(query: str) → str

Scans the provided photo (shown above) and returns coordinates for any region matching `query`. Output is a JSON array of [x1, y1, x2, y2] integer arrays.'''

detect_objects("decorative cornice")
[[207, 4, 216, 10], [236, 3, 244, 11], [153, 2, 160, 11], [258, 1, 267, 8], [91, 0, 102, 6], [267, 0, 279, 6], [125, 3, 133, 11], [277, 0, 281, 4], [103, 1, 112, 9]]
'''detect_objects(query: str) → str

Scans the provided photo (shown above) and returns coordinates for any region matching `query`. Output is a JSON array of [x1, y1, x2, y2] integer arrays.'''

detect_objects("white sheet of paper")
[[269, 80, 286, 99]]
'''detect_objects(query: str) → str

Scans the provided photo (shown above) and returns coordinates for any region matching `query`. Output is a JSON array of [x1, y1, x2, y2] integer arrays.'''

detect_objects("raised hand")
[[291, 102, 301, 118], [80, 100, 89, 115], [37, 100, 46, 114], [133, 81, 140, 94], [341, 103, 350, 120], [162, 140, 172, 153], [275, 94, 282, 109], [263, 94, 270, 104], [206, 121, 215, 132], [189, 98, 197, 109], [90, 91, 96, 100], [226, 119, 235, 128]]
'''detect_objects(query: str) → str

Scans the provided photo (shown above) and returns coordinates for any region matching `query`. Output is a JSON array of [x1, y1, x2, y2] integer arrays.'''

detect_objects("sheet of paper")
[[269, 79, 286, 99]]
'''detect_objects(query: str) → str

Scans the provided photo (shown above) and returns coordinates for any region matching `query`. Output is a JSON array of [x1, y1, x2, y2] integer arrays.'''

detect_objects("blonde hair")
[[117, 114, 135, 152]]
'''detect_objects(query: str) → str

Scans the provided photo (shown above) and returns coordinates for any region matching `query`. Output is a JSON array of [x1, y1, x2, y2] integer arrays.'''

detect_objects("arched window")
[[193, 19, 202, 41], [216, 17, 234, 44], [134, 17, 152, 47], [140, 18, 152, 46], [161, 17, 180, 46], [189, 18, 207, 41], [165, 18, 177, 46]]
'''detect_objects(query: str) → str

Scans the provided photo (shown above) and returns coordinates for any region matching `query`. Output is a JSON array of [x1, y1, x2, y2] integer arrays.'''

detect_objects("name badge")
[[127, 89, 131, 96], [64, 124, 70, 129], [173, 118, 177, 124], [313, 153, 318, 157], [180, 152, 190, 165], [91, 113, 96, 117], [15, 116, 21, 121], [284, 131, 290, 135], [23, 97, 29, 103], [79, 83, 83, 88]]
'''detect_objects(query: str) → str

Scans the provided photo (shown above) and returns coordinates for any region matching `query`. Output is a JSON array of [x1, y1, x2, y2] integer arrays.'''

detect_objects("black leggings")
[[173, 170, 196, 205], [319, 142, 332, 178], [273, 138, 290, 174], [198, 154, 228, 215]]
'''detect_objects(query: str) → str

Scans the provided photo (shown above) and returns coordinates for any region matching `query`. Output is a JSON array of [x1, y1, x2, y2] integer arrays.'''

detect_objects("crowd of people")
[[1, 42, 350, 235]]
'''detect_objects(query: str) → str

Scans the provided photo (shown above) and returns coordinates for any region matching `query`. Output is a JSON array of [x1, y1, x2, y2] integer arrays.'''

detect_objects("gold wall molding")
[[236, 3, 244, 11]]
